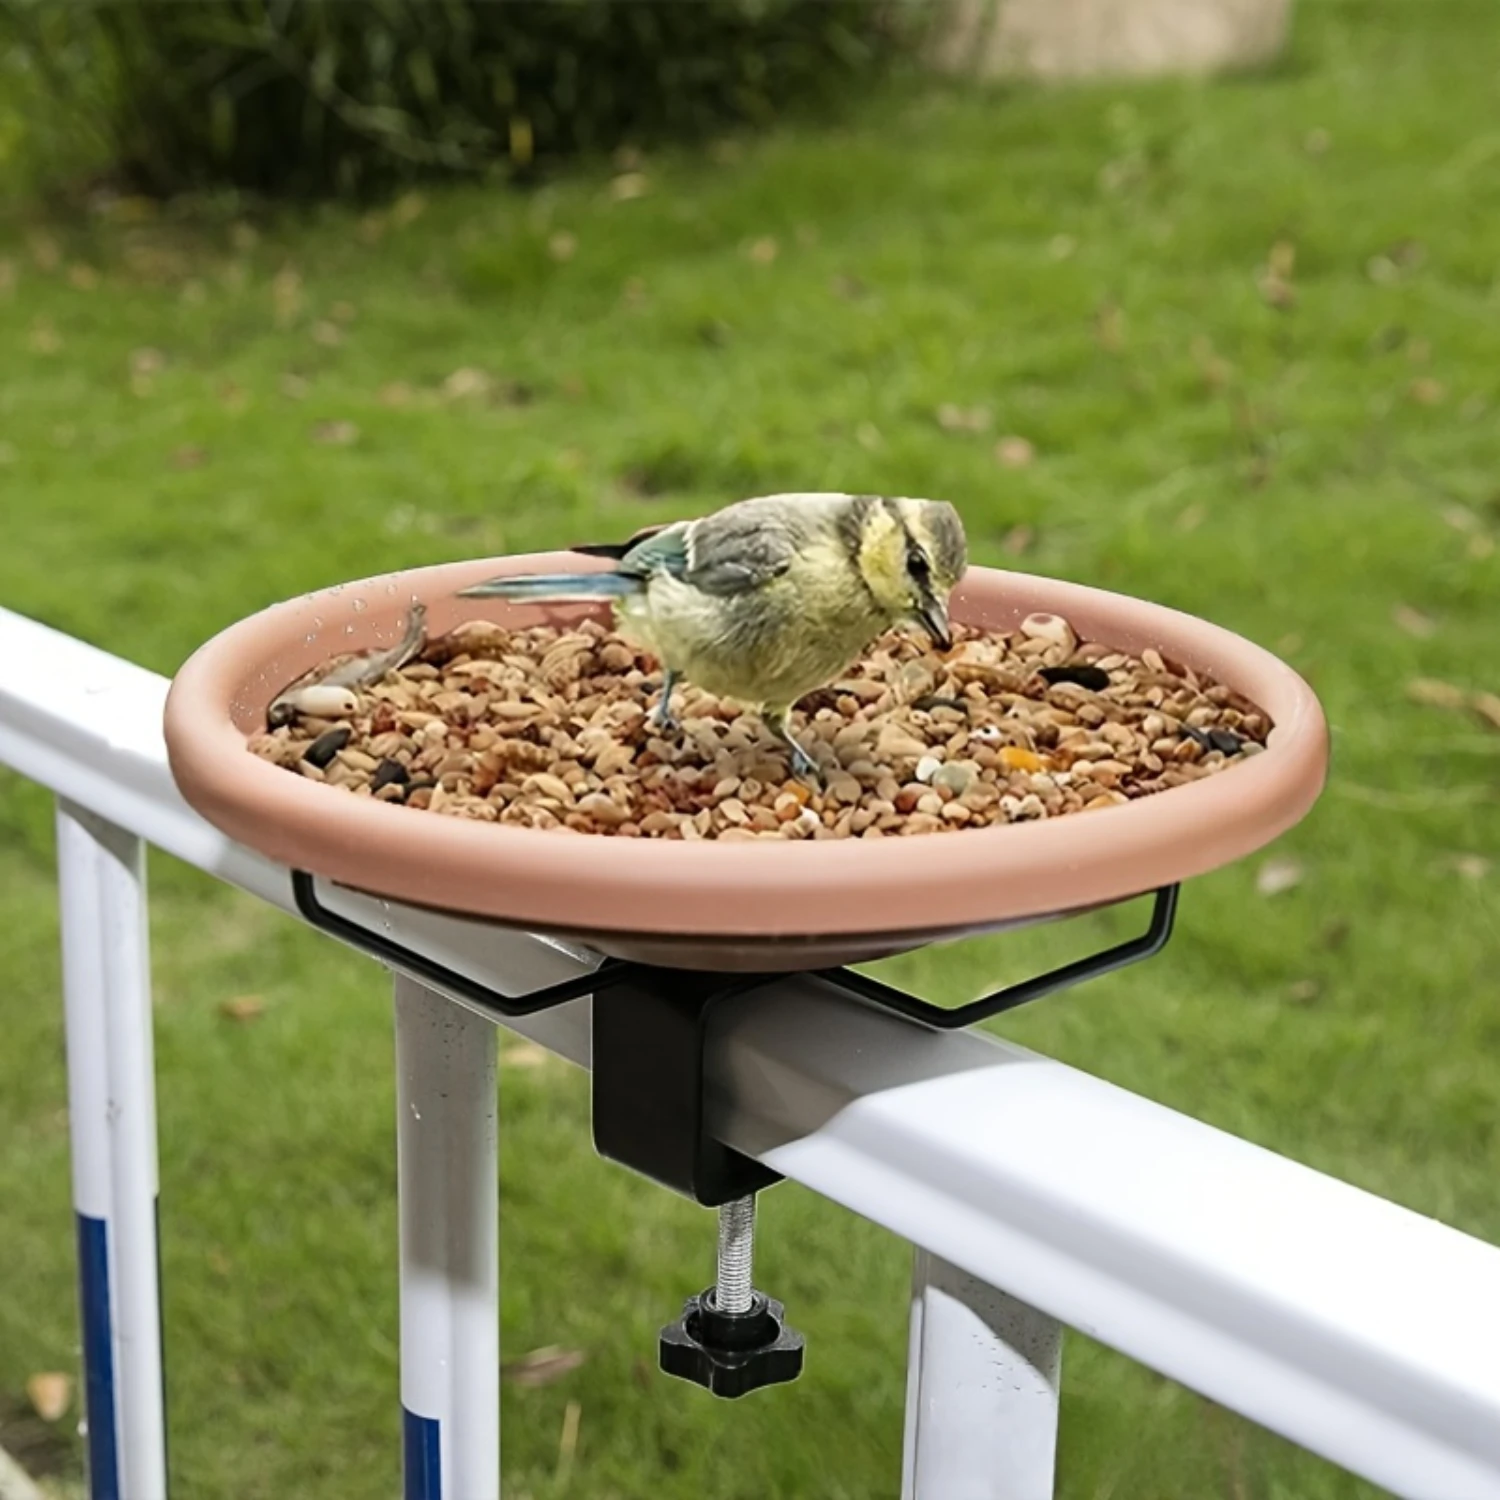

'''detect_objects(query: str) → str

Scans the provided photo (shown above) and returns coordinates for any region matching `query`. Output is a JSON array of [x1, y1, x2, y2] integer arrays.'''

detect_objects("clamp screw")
[[658, 1193, 805, 1399]]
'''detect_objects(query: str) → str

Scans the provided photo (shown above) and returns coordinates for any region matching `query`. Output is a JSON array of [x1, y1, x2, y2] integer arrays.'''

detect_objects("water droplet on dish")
[[352, 598, 367, 612]]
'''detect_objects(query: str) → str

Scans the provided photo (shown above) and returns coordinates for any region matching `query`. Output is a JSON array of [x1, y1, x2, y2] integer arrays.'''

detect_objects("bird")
[[456, 492, 969, 780]]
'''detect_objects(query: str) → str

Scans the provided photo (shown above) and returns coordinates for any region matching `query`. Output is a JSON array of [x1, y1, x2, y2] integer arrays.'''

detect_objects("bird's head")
[[853, 497, 969, 651]]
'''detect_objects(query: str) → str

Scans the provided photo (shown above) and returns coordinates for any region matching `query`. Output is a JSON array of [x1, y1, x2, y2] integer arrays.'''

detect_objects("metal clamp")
[[590, 966, 782, 1206], [295, 867, 1179, 1404]]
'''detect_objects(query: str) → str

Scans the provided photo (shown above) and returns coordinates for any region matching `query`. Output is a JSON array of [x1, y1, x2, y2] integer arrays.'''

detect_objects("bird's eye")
[[906, 547, 931, 583]]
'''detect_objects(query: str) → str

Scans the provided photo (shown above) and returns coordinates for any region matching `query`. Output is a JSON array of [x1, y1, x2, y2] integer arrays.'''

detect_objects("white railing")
[[3, 600, 1500, 1500]]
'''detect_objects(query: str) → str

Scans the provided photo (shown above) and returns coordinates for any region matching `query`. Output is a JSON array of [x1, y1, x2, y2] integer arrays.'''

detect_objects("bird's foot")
[[763, 707, 823, 786], [648, 669, 681, 735], [648, 701, 680, 735], [786, 740, 824, 787], [774, 727, 823, 785]]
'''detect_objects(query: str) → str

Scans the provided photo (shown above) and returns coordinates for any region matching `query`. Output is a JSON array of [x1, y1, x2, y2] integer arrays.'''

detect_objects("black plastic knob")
[[658, 1288, 805, 1399]]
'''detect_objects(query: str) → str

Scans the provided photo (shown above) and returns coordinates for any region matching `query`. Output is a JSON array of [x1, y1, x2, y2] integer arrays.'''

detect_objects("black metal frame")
[[291, 868, 1178, 1201], [817, 884, 1179, 1030], [290, 869, 644, 1016]]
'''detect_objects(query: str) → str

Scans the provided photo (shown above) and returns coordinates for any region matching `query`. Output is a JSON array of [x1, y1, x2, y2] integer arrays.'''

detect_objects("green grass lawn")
[[2, 1, 1498, 1495]]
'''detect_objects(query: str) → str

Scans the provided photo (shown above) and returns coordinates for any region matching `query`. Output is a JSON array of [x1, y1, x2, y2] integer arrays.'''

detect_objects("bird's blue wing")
[[673, 507, 796, 596], [605, 505, 797, 595]]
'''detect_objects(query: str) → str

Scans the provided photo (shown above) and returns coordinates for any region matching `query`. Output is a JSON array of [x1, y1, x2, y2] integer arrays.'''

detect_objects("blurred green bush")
[[3, 0, 917, 199]]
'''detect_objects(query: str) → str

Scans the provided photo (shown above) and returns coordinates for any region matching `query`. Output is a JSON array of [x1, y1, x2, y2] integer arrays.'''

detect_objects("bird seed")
[[246, 612, 1273, 840]]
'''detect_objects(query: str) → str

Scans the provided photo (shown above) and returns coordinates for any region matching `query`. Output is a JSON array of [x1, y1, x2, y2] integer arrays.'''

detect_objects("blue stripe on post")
[[402, 1408, 442, 1500], [154, 1195, 170, 1482], [76, 1213, 120, 1500]]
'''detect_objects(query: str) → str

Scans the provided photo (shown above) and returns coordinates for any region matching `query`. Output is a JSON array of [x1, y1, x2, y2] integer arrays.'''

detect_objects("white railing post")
[[56, 799, 169, 1500], [393, 973, 500, 1500], [902, 1249, 1063, 1500]]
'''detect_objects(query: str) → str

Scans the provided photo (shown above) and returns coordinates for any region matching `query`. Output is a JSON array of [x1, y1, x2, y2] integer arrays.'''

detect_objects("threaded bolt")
[[714, 1194, 757, 1314]]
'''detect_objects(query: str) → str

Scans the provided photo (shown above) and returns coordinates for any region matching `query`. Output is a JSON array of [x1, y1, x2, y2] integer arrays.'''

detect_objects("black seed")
[[303, 727, 350, 769], [1207, 728, 1245, 755], [912, 695, 970, 714], [372, 758, 410, 791], [1039, 664, 1111, 692], [1179, 724, 1213, 749]]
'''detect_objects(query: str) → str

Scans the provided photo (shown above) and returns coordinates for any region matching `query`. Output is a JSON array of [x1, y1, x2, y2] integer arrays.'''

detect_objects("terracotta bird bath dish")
[[163, 550, 1328, 987], [165, 539, 1330, 1396]]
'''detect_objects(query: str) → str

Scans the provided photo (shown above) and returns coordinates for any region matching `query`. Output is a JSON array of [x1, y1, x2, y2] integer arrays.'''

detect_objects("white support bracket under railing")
[[4, 602, 1500, 1500]]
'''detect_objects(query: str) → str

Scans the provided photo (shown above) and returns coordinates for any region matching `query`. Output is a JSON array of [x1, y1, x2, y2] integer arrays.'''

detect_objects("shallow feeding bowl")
[[164, 552, 1327, 974]]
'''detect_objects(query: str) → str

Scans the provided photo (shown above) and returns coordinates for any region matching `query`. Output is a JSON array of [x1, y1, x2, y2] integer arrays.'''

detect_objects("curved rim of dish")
[[164, 552, 1328, 942]]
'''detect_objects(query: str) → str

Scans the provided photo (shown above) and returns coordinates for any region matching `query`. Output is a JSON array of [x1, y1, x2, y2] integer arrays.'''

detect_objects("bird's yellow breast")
[[618, 543, 891, 709]]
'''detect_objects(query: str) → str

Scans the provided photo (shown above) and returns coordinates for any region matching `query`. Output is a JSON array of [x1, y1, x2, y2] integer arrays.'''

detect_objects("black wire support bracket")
[[291, 868, 1179, 1201], [815, 884, 1180, 1032], [292, 869, 1179, 1035], [290, 868, 647, 1017]]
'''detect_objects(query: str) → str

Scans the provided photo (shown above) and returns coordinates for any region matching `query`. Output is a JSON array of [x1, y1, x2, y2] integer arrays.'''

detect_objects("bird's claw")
[[649, 669, 681, 736], [787, 741, 823, 786]]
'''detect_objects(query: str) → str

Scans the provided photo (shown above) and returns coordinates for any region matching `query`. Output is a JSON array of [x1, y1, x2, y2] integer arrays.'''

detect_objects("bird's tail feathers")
[[568, 523, 669, 561], [567, 542, 634, 560], [457, 572, 641, 602]]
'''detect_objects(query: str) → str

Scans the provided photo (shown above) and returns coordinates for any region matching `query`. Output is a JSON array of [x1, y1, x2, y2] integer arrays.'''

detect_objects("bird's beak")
[[915, 594, 952, 652]]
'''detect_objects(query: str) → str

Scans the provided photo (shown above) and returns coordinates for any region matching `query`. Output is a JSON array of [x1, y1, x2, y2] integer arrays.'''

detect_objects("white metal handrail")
[[3, 601, 1499, 1500]]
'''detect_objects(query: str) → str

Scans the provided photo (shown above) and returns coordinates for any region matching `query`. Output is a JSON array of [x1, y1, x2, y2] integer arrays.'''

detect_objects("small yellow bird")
[[458, 491, 968, 779]]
